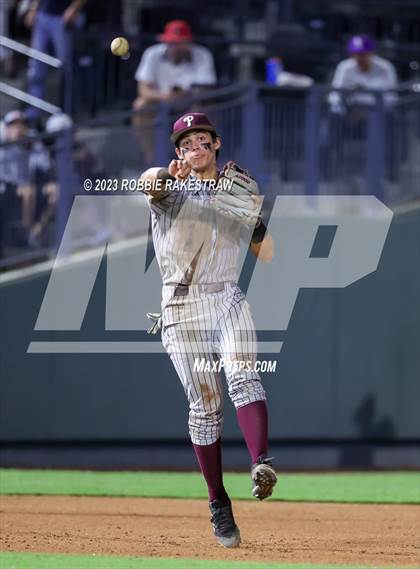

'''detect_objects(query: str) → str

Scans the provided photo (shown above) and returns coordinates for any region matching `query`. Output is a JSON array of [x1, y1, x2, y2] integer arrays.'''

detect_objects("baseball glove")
[[212, 161, 262, 226]]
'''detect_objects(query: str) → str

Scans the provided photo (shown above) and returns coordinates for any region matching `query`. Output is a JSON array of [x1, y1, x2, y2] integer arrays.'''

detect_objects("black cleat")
[[209, 499, 241, 548]]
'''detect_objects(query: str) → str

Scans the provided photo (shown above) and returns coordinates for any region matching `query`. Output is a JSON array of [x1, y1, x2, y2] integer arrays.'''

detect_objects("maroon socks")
[[192, 400, 268, 502], [236, 400, 268, 463], [192, 438, 229, 504]]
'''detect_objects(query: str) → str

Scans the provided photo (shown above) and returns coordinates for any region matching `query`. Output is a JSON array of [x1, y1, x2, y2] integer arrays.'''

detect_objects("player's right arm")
[[140, 160, 191, 200]]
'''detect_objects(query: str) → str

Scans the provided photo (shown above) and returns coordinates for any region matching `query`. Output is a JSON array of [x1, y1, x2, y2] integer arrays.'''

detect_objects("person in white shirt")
[[0, 110, 56, 252], [134, 19, 216, 107], [132, 19, 217, 164], [329, 35, 398, 113]]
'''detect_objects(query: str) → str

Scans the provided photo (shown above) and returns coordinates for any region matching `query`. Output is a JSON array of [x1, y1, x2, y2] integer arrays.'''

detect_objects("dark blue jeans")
[[27, 11, 73, 119]]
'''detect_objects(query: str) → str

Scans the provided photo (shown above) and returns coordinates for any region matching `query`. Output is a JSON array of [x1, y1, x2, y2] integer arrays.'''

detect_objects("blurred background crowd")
[[0, 0, 419, 268]]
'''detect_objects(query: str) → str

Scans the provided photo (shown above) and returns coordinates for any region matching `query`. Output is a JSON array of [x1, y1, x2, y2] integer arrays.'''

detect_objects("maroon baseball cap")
[[171, 112, 218, 144]]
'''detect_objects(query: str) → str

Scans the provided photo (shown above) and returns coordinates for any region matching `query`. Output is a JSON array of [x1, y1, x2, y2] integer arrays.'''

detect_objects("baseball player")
[[141, 112, 277, 548]]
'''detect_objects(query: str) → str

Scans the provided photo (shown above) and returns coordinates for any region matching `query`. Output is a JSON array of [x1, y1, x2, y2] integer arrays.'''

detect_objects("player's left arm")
[[249, 221, 274, 262], [62, 0, 86, 24]]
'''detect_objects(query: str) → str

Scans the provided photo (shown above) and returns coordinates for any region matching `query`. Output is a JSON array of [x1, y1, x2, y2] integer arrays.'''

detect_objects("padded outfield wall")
[[0, 206, 419, 466]]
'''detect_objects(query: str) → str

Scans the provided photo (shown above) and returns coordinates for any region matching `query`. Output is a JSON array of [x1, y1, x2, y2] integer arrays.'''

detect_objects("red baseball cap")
[[158, 20, 193, 43], [171, 112, 218, 144]]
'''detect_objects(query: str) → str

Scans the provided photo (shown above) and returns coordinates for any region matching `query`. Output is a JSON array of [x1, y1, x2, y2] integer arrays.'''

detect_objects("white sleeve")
[[134, 47, 157, 84], [385, 62, 398, 89], [328, 60, 350, 107], [194, 48, 217, 86], [331, 61, 349, 89], [329, 61, 348, 107]]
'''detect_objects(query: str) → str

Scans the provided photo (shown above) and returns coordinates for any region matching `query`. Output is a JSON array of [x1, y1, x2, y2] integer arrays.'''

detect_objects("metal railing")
[[0, 82, 62, 115], [1, 82, 419, 269], [0, 35, 62, 68], [0, 34, 63, 116]]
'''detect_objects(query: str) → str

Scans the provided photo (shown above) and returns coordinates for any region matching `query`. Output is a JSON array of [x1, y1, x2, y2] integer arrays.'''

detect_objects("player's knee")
[[188, 408, 223, 444], [189, 407, 222, 426], [228, 376, 266, 408]]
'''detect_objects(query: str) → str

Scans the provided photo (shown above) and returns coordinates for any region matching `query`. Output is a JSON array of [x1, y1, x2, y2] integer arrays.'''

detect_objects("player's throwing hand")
[[168, 159, 191, 180]]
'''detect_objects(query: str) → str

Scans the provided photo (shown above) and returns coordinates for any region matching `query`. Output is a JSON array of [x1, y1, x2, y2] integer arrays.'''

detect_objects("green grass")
[[0, 553, 413, 569], [0, 469, 419, 504]]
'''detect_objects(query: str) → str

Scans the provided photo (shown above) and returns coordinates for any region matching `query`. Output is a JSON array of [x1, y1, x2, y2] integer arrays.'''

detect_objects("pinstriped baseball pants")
[[161, 283, 266, 445]]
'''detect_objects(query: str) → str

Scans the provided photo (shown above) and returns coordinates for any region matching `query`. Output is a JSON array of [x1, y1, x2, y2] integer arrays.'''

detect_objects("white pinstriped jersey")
[[145, 175, 247, 285], [143, 172, 266, 446]]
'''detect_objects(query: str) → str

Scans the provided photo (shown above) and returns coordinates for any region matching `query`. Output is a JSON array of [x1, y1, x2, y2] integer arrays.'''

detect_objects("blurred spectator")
[[0, 110, 56, 255], [24, 0, 87, 121], [45, 111, 73, 134], [0, 1, 16, 72], [132, 19, 216, 165], [265, 57, 313, 88], [133, 20, 216, 109], [329, 35, 398, 113]]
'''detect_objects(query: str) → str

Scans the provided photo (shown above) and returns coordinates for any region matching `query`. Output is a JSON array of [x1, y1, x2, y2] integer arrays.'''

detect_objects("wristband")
[[251, 218, 267, 244]]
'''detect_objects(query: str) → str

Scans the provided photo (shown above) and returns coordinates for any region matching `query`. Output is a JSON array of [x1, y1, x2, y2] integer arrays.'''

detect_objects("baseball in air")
[[110, 37, 129, 57]]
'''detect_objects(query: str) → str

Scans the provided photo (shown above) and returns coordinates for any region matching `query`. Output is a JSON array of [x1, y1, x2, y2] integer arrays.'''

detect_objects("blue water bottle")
[[265, 57, 283, 85]]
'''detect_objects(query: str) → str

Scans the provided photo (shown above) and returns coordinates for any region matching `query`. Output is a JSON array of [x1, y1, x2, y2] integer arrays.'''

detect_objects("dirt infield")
[[1, 496, 419, 567]]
